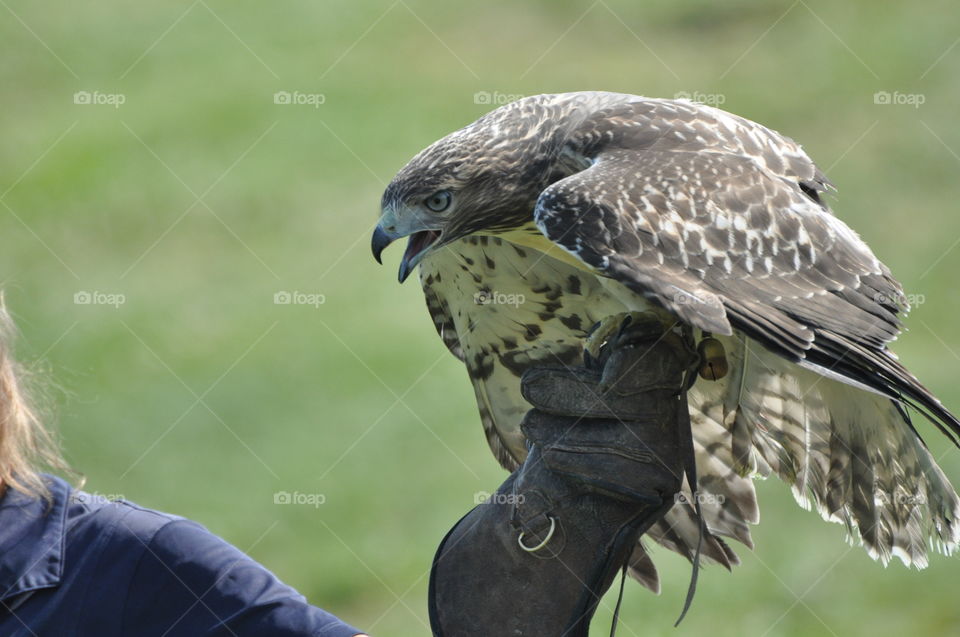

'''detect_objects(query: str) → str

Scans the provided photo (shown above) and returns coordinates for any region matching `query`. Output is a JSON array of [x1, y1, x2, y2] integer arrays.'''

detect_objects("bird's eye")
[[424, 190, 453, 212]]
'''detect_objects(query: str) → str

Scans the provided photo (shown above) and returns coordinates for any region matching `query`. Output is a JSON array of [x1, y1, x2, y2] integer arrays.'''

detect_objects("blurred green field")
[[2, 1, 960, 635]]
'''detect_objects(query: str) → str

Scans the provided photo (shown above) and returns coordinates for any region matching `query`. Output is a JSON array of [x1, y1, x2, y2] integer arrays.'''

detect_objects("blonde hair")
[[0, 297, 71, 499]]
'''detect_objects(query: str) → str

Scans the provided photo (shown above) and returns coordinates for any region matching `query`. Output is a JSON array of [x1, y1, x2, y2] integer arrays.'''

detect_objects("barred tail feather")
[[727, 339, 960, 566]]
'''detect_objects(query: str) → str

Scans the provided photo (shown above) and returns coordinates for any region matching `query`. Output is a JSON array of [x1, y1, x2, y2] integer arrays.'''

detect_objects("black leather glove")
[[429, 314, 700, 636]]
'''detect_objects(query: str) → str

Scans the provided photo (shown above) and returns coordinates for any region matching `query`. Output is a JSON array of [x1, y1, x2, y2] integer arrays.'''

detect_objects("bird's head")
[[372, 95, 582, 282]]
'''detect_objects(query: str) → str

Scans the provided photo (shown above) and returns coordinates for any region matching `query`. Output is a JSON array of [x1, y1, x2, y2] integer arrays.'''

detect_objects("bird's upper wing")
[[536, 98, 960, 443]]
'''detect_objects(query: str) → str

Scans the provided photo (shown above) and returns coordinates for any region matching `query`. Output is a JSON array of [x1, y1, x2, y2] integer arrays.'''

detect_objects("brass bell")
[[697, 337, 728, 381]]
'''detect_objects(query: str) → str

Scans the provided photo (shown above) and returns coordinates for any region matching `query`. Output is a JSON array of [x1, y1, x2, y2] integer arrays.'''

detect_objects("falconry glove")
[[428, 314, 701, 636]]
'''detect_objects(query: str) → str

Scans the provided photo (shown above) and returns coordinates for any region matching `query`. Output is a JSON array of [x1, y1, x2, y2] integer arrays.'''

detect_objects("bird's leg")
[[586, 313, 730, 383], [583, 311, 663, 367]]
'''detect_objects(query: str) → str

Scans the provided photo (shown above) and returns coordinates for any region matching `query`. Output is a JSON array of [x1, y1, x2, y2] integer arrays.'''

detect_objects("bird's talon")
[[583, 316, 620, 363], [584, 312, 662, 364], [586, 320, 603, 337]]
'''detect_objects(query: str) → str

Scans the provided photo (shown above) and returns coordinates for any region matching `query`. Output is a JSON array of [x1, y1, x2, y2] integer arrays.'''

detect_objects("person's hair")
[[0, 296, 71, 499]]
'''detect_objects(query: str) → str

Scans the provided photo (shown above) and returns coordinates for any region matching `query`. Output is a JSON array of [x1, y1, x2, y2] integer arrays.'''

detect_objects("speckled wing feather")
[[537, 98, 957, 434]]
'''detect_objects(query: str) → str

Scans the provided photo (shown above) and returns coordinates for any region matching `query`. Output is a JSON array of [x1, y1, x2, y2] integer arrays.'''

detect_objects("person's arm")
[[121, 518, 367, 637]]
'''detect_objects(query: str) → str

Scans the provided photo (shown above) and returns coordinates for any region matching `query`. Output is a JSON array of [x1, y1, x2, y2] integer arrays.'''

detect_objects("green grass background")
[[2, 1, 959, 635]]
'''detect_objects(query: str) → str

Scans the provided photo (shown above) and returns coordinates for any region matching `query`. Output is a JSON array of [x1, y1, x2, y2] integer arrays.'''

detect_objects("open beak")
[[371, 224, 441, 283]]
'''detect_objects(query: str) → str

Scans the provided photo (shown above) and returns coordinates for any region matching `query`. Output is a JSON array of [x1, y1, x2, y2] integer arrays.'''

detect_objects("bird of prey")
[[372, 91, 960, 591]]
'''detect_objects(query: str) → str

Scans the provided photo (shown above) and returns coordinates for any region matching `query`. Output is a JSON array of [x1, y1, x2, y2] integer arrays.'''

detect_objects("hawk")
[[372, 91, 960, 591]]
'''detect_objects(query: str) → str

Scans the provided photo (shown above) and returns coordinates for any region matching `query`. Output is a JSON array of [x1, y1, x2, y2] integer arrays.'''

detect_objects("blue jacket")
[[0, 475, 364, 636]]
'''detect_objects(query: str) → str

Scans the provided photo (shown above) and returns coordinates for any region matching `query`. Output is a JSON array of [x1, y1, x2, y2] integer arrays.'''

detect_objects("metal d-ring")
[[517, 515, 557, 553]]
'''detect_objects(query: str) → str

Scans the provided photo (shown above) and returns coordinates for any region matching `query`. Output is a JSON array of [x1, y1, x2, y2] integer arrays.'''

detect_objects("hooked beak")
[[371, 225, 392, 265], [371, 223, 442, 283]]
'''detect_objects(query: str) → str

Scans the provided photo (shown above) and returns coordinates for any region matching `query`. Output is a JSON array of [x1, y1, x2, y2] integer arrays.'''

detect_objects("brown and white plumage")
[[374, 91, 960, 591]]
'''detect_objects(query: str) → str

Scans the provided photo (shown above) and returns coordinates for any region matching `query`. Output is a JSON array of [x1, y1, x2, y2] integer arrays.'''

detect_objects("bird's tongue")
[[403, 230, 440, 264]]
